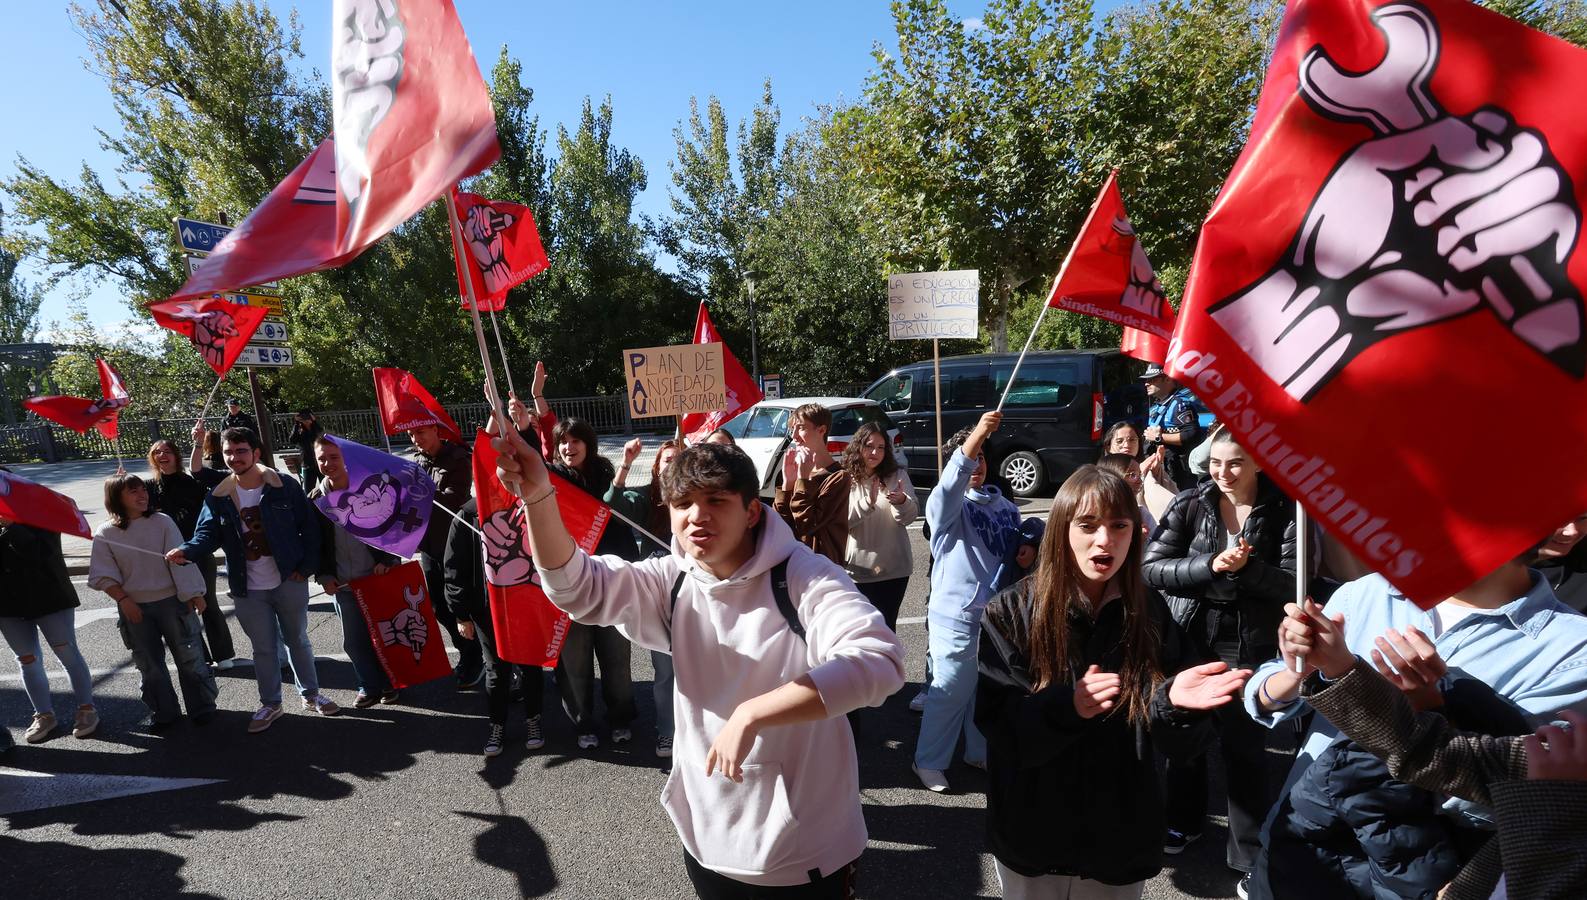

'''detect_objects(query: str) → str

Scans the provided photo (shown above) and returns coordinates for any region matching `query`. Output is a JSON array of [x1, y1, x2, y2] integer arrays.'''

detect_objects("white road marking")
[[0, 766, 223, 816]]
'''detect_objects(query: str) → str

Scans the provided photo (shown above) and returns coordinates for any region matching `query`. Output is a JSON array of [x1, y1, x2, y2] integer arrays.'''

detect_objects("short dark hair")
[[942, 426, 976, 460], [662, 444, 759, 506], [104, 472, 149, 529], [791, 403, 831, 433], [221, 427, 260, 451], [312, 433, 338, 451]]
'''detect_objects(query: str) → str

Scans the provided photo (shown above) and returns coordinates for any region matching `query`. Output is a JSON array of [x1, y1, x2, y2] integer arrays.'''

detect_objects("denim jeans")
[[0, 608, 95, 715], [651, 649, 675, 740], [233, 578, 318, 705], [119, 597, 218, 722], [333, 589, 389, 695], [914, 621, 985, 770]]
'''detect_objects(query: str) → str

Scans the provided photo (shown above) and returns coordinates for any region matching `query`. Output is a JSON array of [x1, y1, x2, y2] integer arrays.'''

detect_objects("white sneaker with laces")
[[912, 764, 950, 793], [301, 694, 341, 716], [248, 705, 284, 734]]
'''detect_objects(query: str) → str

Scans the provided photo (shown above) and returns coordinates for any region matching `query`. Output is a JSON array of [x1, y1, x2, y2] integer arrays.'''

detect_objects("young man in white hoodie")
[[486, 422, 905, 898]]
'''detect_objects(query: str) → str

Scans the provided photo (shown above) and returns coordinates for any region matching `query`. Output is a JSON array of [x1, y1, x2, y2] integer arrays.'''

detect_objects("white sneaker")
[[301, 694, 341, 716], [247, 705, 284, 734], [908, 692, 927, 712], [577, 733, 599, 750], [912, 764, 950, 792], [24, 713, 57, 744]]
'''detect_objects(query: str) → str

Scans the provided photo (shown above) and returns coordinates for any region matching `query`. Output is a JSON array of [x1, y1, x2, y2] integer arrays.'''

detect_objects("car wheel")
[[999, 450, 1046, 498]]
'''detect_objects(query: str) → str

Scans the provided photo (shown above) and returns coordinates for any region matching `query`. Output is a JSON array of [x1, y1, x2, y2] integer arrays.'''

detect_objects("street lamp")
[[744, 268, 762, 385]]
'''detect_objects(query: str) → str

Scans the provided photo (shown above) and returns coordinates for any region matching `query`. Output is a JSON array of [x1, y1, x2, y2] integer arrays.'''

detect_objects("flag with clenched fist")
[[348, 561, 453, 689], [1047, 170, 1176, 340], [24, 358, 131, 441], [448, 188, 550, 311], [471, 429, 611, 666], [148, 298, 270, 377], [1171, 0, 1587, 606]]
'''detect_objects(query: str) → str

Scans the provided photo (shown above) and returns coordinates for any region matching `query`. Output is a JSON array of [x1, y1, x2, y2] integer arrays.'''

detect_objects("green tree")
[[0, 203, 47, 423]]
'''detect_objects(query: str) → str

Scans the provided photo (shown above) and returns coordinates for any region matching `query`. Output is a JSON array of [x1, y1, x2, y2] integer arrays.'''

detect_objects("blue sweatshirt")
[[926, 449, 1021, 633]]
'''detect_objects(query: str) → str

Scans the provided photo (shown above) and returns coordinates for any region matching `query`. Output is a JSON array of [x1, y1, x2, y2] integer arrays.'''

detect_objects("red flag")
[[0, 470, 91, 540], [372, 367, 461, 444], [1120, 327, 1169, 365], [679, 303, 764, 442], [448, 188, 550, 311], [1046, 171, 1176, 340], [162, 0, 499, 300], [347, 560, 454, 689], [147, 298, 268, 377], [472, 429, 612, 666], [23, 358, 131, 441], [1169, 0, 1587, 606]]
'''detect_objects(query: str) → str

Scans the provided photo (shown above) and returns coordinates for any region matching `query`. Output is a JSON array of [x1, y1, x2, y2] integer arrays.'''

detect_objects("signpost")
[[173, 217, 232, 253], [623, 342, 727, 419], [251, 319, 289, 343], [234, 345, 294, 367], [887, 270, 980, 472]]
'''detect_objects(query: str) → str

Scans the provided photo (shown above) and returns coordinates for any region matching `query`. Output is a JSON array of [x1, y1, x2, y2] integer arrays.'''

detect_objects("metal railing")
[[0, 392, 639, 464]]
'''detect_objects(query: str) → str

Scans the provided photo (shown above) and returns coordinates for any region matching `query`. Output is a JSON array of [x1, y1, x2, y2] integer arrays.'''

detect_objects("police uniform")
[[1147, 384, 1204, 492]]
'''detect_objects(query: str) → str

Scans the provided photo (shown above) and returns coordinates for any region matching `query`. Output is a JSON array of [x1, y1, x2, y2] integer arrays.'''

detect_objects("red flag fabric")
[[1046, 171, 1176, 340], [448, 188, 550, 311], [372, 367, 462, 444], [147, 298, 269, 377], [679, 303, 764, 442], [1169, 0, 1587, 606], [1120, 327, 1169, 366], [23, 358, 131, 441], [472, 429, 613, 666], [162, 0, 499, 301], [0, 470, 91, 540], [347, 560, 454, 689]]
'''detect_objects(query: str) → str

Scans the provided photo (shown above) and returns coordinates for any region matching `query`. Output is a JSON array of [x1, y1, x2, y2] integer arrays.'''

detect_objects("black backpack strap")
[[667, 570, 687, 643], [770, 558, 805, 643]]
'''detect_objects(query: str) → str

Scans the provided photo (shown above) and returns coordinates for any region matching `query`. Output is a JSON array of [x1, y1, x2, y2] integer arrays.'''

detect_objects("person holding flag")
[[485, 421, 904, 897], [167, 428, 341, 733], [309, 435, 402, 709], [407, 419, 485, 688], [0, 493, 98, 744], [146, 439, 236, 670]]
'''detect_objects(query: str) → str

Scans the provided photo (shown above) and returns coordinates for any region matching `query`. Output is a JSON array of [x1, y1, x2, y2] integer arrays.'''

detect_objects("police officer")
[[1141, 364, 1205, 492]]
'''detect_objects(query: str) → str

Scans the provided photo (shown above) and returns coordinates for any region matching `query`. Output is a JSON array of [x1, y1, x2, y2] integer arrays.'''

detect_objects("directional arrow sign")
[[253, 319, 290, 343], [173, 217, 232, 254], [237, 345, 294, 367]]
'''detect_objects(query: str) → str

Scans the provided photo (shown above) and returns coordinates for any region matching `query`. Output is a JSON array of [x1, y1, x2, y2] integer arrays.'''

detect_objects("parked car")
[[714, 397, 907, 497], [861, 350, 1149, 497]]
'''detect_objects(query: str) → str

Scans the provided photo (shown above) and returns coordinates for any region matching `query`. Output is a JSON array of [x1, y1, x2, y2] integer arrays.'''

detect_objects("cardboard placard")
[[887, 270, 980, 340], [624, 342, 727, 418]]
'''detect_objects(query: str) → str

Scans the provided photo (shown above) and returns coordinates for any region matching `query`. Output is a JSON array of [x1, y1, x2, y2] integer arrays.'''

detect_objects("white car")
[[714, 397, 908, 497]]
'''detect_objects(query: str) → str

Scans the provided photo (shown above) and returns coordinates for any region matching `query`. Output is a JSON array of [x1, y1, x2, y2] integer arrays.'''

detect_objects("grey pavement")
[[0, 455, 1264, 900]]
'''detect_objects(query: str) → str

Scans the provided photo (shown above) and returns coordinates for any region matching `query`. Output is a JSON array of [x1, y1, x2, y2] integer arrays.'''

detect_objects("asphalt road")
[[0, 453, 1279, 899]]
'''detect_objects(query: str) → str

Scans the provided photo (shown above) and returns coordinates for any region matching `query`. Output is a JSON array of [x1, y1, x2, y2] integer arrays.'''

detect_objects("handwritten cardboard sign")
[[625, 342, 727, 418], [887, 270, 980, 340]]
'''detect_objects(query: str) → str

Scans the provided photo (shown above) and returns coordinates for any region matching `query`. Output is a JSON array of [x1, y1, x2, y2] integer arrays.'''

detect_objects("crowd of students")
[[2, 362, 1586, 900]]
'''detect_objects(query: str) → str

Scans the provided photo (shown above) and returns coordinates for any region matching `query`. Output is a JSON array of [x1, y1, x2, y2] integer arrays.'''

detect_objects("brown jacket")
[[774, 465, 850, 566], [1304, 660, 1587, 900]]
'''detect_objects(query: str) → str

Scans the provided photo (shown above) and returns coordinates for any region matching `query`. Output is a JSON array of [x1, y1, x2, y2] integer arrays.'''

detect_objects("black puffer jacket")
[[1142, 475, 1296, 666], [975, 579, 1217, 885], [418, 440, 473, 560], [0, 524, 78, 621]]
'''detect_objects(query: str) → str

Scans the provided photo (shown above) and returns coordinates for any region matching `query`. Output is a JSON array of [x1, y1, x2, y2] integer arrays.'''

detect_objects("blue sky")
[[0, 1, 1072, 337]]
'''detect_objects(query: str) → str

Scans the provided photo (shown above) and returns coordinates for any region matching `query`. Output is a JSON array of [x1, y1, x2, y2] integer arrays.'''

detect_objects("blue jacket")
[[183, 465, 320, 595], [926, 449, 1021, 632]]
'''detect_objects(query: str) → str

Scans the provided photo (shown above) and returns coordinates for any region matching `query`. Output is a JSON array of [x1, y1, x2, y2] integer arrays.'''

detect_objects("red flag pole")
[[445, 189, 505, 420]]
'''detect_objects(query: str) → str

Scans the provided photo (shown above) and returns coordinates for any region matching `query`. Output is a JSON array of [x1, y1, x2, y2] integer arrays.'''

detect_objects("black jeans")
[[556, 622, 635, 733], [194, 554, 236, 663], [477, 614, 543, 725], [855, 577, 908, 633], [419, 552, 481, 669], [1164, 701, 1288, 872], [684, 852, 856, 899]]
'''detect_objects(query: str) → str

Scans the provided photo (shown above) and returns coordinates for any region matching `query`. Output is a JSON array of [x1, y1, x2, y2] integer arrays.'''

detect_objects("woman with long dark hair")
[[1101, 421, 1144, 460], [147, 438, 236, 669], [608, 437, 679, 757], [553, 416, 637, 750], [840, 422, 916, 632], [977, 466, 1250, 898], [1142, 425, 1298, 881]]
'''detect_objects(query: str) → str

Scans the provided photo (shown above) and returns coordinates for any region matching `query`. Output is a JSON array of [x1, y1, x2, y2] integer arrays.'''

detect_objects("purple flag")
[[313, 434, 435, 559]]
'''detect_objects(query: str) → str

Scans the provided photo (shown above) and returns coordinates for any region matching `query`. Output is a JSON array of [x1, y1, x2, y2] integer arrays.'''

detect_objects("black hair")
[[221, 427, 260, 451], [942, 426, 975, 459]]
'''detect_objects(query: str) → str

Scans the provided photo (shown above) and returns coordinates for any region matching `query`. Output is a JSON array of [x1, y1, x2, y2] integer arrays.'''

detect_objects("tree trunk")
[[988, 274, 1012, 352]]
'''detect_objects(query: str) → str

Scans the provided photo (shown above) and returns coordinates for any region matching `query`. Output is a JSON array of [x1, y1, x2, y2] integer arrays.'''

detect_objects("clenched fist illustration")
[[174, 306, 240, 371], [1113, 218, 1168, 320], [376, 586, 430, 663], [463, 204, 518, 296], [1210, 2, 1585, 402], [482, 507, 535, 586]]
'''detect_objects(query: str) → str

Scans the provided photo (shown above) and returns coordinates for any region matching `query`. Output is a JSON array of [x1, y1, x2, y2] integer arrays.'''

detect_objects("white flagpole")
[[195, 373, 225, 426], [998, 169, 1117, 411], [432, 499, 484, 540], [487, 306, 517, 398], [445, 189, 505, 420], [1295, 502, 1310, 673]]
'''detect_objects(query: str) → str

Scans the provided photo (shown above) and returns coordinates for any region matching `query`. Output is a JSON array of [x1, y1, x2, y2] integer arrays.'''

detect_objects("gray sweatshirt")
[[89, 513, 206, 604]]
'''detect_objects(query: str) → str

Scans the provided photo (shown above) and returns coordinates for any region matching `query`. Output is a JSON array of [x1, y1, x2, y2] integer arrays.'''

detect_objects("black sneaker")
[[483, 723, 505, 758], [1236, 873, 1251, 900], [1163, 829, 1201, 855], [524, 715, 545, 751]]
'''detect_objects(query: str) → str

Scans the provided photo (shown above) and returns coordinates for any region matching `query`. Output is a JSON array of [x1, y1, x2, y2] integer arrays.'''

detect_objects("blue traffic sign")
[[173, 217, 232, 253]]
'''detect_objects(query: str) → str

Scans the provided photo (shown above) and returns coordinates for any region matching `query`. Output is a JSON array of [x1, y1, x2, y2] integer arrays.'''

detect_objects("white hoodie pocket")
[[664, 761, 799, 875]]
